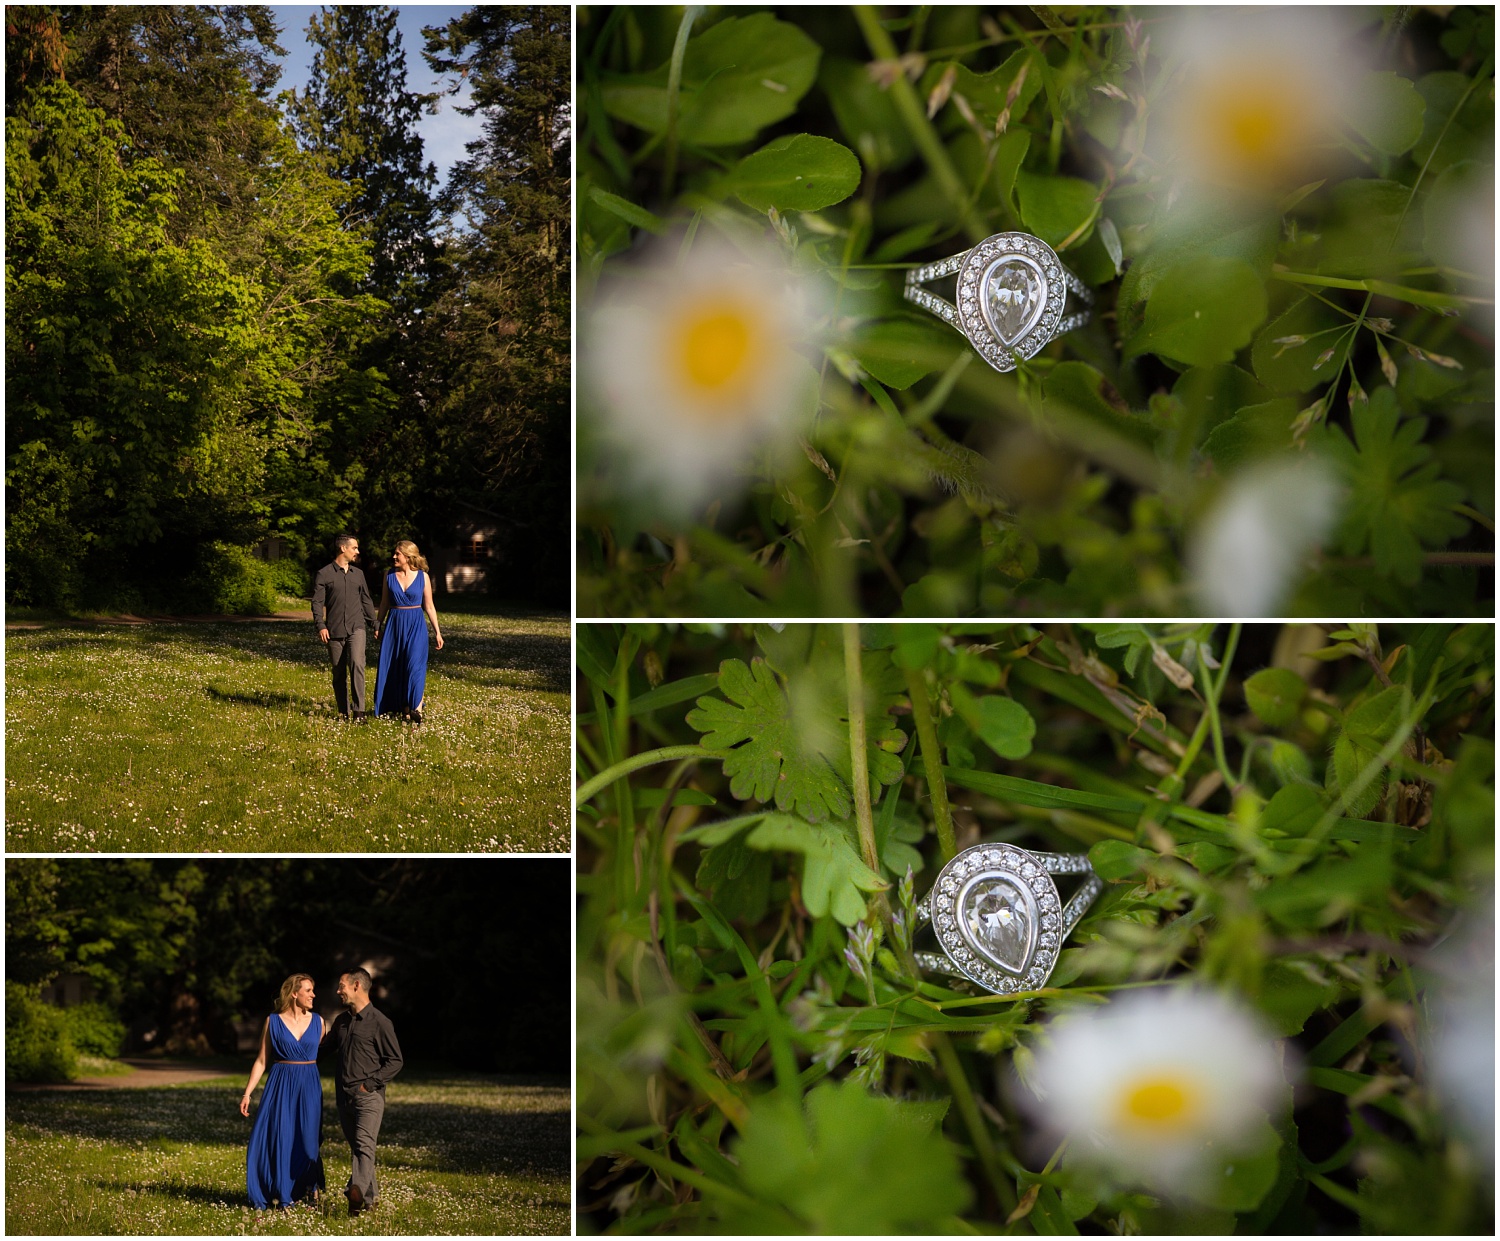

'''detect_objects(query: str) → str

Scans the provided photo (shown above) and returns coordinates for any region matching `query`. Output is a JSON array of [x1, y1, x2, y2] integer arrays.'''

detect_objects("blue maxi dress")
[[246, 1012, 324, 1209], [375, 569, 430, 716]]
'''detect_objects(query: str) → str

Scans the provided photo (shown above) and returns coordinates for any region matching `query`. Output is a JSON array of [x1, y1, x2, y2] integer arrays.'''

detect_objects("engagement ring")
[[914, 842, 1103, 995], [904, 232, 1094, 374]]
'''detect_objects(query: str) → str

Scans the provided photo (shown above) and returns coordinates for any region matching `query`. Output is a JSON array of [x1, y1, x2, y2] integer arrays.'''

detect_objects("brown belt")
[[394, 605, 421, 609], [278, 1060, 317, 1065]]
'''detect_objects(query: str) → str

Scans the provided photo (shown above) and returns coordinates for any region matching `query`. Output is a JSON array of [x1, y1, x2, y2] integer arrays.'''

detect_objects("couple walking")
[[312, 536, 445, 724], [239, 969, 403, 1215]]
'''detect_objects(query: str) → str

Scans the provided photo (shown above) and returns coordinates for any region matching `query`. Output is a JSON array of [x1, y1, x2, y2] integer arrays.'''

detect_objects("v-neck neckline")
[[395, 569, 418, 593], [278, 1011, 314, 1042]]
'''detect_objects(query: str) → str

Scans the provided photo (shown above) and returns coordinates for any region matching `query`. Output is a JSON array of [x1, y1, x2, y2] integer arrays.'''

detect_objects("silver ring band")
[[914, 842, 1102, 995], [904, 231, 1093, 374]]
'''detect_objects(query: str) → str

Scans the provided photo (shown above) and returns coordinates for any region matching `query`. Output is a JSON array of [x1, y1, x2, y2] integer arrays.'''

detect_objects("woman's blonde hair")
[[275, 973, 314, 1014], [395, 540, 429, 572]]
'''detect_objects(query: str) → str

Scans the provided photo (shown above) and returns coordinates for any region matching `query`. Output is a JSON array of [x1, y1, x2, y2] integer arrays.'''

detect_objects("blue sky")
[[267, 5, 484, 187]]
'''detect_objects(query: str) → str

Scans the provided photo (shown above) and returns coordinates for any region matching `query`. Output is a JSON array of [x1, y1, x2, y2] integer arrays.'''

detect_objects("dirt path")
[[8, 1058, 241, 1090], [8, 610, 310, 630]]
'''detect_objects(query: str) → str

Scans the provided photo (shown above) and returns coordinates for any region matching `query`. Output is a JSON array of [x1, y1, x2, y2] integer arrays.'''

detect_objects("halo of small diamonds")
[[929, 842, 1065, 995], [955, 234, 1067, 374]]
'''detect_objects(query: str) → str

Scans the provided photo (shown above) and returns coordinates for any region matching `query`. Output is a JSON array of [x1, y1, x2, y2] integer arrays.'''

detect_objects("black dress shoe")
[[346, 1183, 363, 1216]]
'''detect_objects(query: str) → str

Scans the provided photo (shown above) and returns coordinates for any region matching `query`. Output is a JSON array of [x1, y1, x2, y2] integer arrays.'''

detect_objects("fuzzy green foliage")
[[5, 983, 80, 1083], [577, 6, 1493, 617], [577, 622, 1495, 1234]]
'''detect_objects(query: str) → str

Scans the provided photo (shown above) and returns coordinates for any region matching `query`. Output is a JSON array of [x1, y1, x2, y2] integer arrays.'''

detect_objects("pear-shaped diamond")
[[980, 258, 1046, 347], [959, 874, 1037, 976]]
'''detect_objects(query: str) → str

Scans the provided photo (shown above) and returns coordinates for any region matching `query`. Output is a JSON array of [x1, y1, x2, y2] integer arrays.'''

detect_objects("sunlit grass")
[[5, 1071, 570, 1235], [5, 610, 570, 852]]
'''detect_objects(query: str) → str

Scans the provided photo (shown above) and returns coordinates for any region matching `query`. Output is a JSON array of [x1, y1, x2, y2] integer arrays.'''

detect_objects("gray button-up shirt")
[[324, 1002, 403, 1094], [311, 562, 376, 638]]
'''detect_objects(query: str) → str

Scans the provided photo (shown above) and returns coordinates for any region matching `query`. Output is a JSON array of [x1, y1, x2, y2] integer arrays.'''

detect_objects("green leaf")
[[1351, 71, 1426, 155], [1322, 387, 1468, 584], [952, 684, 1036, 759], [1015, 172, 1099, 248], [1244, 667, 1308, 728], [1041, 362, 1156, 447], [1202, 399, 1300, 471], [848, 318, 963, 390], [819, 56, 916, 171], [1125, 257, 1268, 367], [1318, 179, 1423, 279], [742, 814, 885, 924], [585, 184, 667, 235], [1250, 296, 1347, 395], [686, 658, 852, 822], [695, 834, 773, 924], [1088, 840, 1153, 882], [728, 133, 861, 212], [600, 13, 821, 146], [727, 1079, 972, 1233]]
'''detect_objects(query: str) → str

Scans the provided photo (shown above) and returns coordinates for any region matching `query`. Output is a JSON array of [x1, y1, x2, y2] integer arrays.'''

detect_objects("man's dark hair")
[[341, 967, 374, 992], [332, 534, 357, 556]]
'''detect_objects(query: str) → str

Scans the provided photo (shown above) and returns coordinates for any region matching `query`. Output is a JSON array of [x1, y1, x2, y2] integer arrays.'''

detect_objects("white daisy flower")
[[1021, 988, 1286, 1194], [583, 234, 825, 515], [1187, 457, 1340, 617], [1152, 10, 1360, 195], [1425, 901, 1495, 1161]]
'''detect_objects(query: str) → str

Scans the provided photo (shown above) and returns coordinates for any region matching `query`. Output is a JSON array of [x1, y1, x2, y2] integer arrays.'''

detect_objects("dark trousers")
[[328, 629, 367, 716], [337, 1086, 385, 1204]]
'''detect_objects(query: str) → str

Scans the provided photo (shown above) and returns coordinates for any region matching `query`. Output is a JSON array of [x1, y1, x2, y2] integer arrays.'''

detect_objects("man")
[[311, 535, 376, 720], [324, 968, 403, 1217]]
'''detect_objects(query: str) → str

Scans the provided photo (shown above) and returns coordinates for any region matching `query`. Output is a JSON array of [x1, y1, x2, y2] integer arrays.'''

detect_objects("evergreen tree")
[[288, 5, 438, 308], [420, 6, 571, 602]]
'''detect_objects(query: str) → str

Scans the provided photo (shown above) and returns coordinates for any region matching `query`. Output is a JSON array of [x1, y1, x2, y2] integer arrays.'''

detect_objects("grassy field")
[[5, 604, 570, 852], [5, 1070, 570, 1235]]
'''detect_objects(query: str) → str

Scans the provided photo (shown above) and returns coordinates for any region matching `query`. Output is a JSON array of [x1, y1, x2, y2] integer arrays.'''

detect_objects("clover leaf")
[[724, 1079, 971, 1233], [1322, 387, 1467, 584]]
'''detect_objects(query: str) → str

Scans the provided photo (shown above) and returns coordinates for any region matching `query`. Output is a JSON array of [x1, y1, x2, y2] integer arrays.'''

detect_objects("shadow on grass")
[[204, 686, 326, 713], [11, 618, 570, 694], [93, 1179, 259, 1208], [7, 1087, 569, 1178]]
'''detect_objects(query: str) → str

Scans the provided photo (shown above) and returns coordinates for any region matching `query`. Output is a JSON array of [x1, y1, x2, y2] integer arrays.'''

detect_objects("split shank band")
[[904, 231, 1093, 374]]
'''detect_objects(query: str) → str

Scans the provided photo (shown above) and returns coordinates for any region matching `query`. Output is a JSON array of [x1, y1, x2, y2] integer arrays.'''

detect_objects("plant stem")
[[1197, 624, 1242, 792], [661, 6, 701, 200], [933, 1033, 1018, 1213], [905, 664, 957, 860], [852, 6, 990, 245], [844, 623, 881, 874], [577, 744, 714, 805]]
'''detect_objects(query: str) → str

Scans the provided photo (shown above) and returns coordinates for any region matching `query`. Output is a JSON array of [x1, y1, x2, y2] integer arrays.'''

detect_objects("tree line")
[[7, 858, 570, 1077], [6, 5, 569, 611]]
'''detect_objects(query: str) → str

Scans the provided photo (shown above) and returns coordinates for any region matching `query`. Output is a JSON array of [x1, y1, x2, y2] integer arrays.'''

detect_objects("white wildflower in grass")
[[1188, 457, 1340, 616], [584, 234, 825, 515], [1152, 9, 1360, 195], [1021, 988, 1286, 1196], [1425, 901, 1495, 1162]]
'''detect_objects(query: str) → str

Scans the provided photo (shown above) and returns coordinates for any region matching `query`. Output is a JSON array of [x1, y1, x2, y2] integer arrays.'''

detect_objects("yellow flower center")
[[1118, 1074, 1202, 1131], [665, 298, 770, 417], [1191, 68, 1320, 184]]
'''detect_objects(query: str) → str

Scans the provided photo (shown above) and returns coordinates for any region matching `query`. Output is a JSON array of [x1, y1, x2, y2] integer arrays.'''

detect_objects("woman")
[[241, 974, 326, 1210], [374, 540, 444, 723]]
